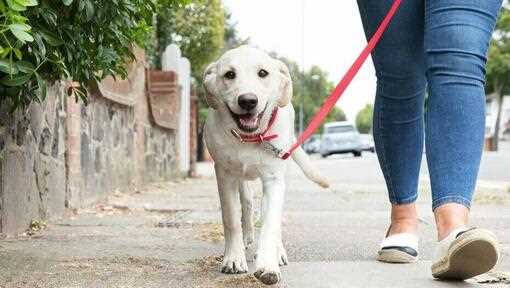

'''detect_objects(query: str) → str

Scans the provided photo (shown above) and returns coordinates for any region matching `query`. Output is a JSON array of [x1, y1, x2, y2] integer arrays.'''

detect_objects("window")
[[326, 126, 355, 134]]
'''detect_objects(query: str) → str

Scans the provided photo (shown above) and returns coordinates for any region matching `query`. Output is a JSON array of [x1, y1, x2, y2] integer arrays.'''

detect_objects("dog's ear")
[[203, 62, 219, 109], [276, 60, 293, 107]]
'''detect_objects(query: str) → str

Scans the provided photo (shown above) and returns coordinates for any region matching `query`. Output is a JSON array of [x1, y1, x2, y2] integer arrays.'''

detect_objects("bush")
[[355, 104, 373, 134], [0, 0, 164, 111]]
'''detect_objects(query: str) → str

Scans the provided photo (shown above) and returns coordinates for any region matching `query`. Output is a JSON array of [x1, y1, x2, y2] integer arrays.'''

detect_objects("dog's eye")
[[224, 71, 236, 80], [258, 69, 269, 78]]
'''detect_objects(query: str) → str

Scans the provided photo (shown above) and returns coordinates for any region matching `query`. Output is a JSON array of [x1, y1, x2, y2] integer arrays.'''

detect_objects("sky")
[[222, 0, 377, 121]]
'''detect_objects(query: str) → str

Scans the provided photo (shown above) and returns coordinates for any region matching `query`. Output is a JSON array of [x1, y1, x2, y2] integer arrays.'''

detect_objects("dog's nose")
[[238, 93, 258, 111]]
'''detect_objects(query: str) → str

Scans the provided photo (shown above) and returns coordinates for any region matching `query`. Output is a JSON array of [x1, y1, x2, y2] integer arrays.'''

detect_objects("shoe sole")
[[431, 229, 499, 280], [377, 249, 417, 264]]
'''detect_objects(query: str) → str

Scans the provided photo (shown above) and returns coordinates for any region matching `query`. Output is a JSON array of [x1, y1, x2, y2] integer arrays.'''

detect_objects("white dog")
[[203, 46, 329, 285]]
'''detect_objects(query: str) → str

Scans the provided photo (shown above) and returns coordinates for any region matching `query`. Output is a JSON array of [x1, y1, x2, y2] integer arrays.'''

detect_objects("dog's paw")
[[254, 251, 281, 285], [254, 268, 281, 285], [278, 242, 288, 266], [221, 253, 248, 274]]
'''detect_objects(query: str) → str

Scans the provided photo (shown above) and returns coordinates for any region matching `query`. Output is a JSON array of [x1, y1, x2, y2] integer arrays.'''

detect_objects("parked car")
[[303, 135, 321, 154], [360, 134, 375, 153], [320, 122, 363, 157]]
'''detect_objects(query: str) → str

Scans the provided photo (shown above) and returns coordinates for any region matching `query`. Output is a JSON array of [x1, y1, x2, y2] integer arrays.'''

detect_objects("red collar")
[[231, 108, 279, 143]]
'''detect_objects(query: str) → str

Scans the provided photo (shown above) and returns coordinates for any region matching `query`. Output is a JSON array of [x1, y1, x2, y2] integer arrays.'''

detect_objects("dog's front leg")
[[215, 165, 248, 274], [254, 172, 285, 285]]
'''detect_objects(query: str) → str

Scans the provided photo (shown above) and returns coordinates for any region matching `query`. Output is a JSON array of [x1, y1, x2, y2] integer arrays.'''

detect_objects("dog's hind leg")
[[215, 165, 248, 274], [240, 181, 255, 249]]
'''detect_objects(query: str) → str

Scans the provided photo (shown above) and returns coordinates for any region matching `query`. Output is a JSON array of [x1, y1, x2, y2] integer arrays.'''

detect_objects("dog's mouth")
[[228, 104, 268, 133]]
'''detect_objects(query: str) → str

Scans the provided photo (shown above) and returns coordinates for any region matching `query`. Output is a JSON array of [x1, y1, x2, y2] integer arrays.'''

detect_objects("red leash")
[[280, 0, 402, 160]]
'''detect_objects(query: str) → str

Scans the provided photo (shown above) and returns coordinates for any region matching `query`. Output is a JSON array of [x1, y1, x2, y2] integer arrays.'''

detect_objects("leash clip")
[[261, 140, 286, 159]]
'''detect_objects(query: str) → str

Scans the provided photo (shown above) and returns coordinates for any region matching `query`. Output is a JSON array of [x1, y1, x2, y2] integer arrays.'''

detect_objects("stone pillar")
[[189, 88, 199, 177], [134, 75, 149, 187], [65, 87, 82, 208], [179, 57, 191, 174]]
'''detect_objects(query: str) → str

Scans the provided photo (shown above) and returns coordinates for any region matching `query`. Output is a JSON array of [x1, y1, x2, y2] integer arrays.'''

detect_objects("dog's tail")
[[291, 146, 330, 188]]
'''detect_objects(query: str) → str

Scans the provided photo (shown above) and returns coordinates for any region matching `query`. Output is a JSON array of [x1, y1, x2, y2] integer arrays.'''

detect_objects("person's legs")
[[424, 0, 502, 279], [424, 0, 502, 240], [357, 0, 425, 236]]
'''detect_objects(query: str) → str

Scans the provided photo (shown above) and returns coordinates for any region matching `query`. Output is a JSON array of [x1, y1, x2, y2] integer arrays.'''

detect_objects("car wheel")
[[353, 151, 362, 157], [321, 153, 329, 158]]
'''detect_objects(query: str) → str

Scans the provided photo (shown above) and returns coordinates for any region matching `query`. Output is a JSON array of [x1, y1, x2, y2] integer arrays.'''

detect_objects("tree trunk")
[[492, 91, 504, 151]]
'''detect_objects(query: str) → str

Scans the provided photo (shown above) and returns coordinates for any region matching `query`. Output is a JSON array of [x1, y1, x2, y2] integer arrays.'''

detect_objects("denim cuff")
[[432, 196, 472, 211], [389, 194, 418, 206]]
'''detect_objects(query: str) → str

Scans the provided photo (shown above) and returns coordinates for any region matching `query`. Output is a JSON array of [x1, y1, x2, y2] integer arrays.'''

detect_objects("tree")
[[276, 57, 346, 133], [486, 5, 510, 151], [356, 104, 374, 134], [326, 107, 347, 123], [154, 0, 224, 81]]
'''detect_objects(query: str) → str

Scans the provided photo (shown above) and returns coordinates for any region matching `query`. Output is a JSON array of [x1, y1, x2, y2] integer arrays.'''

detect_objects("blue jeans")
[[357, 0, 502, 210]]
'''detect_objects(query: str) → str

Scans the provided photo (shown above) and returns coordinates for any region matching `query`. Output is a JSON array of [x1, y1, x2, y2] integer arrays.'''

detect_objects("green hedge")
[[0, 0, 183, 110]]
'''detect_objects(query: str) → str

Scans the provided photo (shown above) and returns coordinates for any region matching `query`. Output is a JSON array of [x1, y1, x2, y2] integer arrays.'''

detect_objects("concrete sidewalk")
[[1, 154, 509, 287]]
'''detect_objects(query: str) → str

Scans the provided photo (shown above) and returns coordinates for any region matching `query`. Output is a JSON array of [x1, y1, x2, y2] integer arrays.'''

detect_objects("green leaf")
[[0, 47, 10, 58], [35, 72, 47, 101], [10, 29, 34, 43], [0, 59, 18, 74], [6, 0, 26, 11], [9, 24, 34, 43], [14, 0, 38, 7], [9, 13, 29, 23], [33, 33, 46, 57], [39, 29, 64, 46], [13, 48, 22, 60], [8, 23, 31, 32], [62, 0, 73, 5], [16, 61, 35, 73], [0, 74, 32, 86], [85, 0, 94, 20]]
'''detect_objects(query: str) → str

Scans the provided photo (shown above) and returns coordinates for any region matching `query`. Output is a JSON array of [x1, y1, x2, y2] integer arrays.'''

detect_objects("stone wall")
[[78, 95, 137, 206], [142, 125, 178, 182], [0, 84, 67, 234], [0, 49, 189, 235], [67, 91, 178, 207]]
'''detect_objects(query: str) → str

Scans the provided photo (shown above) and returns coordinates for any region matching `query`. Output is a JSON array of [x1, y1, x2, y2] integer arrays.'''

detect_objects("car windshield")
[[326, 126, 354, 134]]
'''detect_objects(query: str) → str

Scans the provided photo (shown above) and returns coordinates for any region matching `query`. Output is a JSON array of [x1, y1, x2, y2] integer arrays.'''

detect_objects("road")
[[0, 142, 509, 287]]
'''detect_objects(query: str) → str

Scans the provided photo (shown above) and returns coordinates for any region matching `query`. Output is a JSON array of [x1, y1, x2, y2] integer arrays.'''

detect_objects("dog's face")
[[203, 46, 292, 133]]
